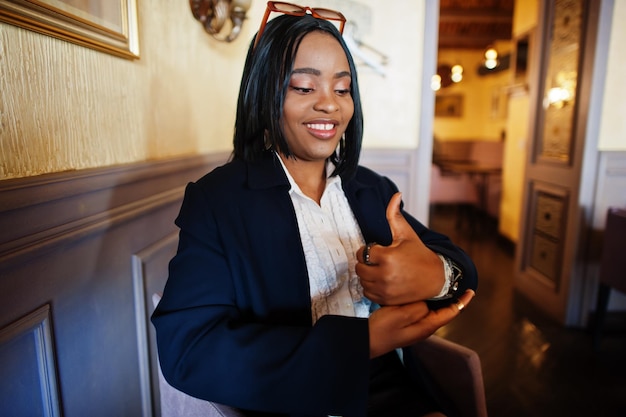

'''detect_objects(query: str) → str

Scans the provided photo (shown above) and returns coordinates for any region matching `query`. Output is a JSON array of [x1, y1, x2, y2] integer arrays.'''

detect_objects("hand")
[[356, 192, 445, 305], [368, 289, 475, 358]]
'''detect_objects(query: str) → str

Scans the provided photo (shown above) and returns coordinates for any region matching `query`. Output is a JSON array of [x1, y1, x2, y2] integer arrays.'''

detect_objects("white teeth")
[[307, 123, 334, 131]]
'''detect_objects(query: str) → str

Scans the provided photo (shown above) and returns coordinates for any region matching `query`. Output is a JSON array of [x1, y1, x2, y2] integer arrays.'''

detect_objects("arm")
[[151, 182, 370, 416], [358, 193, 477, 358], [355, 190, 478, 306], [345, 172, 478, 358]]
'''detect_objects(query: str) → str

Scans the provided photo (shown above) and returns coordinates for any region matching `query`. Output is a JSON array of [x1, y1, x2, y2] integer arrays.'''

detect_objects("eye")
[[334, 78, 351, 96], [290, 86, 314, 94]]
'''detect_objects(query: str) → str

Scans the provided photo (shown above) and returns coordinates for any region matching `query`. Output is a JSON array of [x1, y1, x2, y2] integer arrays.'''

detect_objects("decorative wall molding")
[[585, 151, 626, 313], [0, 148, 416, 415], [0, 304, 61, 417], [0, 153, 230, 267], [360, 148, 420, 215], [603, 151, 626, 176], [132, 233, 179, 417], [0, 153, 228, 416], [591, 151, 626, 239]]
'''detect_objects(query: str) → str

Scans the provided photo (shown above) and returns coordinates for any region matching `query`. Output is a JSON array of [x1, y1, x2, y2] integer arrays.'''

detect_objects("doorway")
[[429, 1, 516, 244]]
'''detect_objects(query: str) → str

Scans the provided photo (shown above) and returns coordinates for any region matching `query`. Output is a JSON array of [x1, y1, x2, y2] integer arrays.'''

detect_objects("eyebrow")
[[292, 67, 351, 79]]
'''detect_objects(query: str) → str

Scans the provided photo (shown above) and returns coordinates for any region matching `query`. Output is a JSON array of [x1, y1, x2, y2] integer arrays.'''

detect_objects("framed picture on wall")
[[514, 34, 530, 84], [0, 0, 139, 59], [507, 30, 533, 96], [435, 94, 463, 118]]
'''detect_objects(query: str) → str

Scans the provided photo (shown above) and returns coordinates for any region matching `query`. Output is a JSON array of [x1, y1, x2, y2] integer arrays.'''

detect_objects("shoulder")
[[353, 165, 387, 184], [343, 165, 398, 195], [183, 154, 290, 215], [194, 152, 287, 193], [195, 158, 247, 191], [174, 159, 247, 222]]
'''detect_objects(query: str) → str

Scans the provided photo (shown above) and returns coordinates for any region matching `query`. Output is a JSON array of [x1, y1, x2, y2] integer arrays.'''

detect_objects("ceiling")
[[438, 0, 514, 50]]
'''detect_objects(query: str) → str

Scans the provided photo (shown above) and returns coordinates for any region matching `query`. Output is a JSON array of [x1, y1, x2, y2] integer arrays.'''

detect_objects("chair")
[[152, 293, 247, 417], [410, 335, 487, 417], [592, 207, 626, 350], [152, 294, 487, 417]]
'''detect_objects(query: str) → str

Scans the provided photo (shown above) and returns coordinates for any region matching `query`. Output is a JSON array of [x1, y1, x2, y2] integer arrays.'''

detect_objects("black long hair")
[[232, 14, 364, 179]]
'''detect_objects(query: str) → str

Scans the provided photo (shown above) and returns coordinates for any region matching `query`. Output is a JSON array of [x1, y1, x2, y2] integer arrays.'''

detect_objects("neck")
[[279, 154, 327, 204]]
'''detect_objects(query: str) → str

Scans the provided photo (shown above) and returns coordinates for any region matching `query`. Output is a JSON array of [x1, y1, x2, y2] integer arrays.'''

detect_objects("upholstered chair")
[[152, 293, 488, 417]]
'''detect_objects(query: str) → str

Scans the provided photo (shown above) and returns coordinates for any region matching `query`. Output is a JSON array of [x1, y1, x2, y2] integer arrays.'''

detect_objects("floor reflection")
[[518, 318, 550, 370], [429, 205, 626, 417]]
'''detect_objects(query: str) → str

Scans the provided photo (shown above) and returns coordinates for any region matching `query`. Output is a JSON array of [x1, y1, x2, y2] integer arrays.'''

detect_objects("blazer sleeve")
[[151, 181, 371, 417], [347, 169, 478, 297], [401, 195, 478, 296]]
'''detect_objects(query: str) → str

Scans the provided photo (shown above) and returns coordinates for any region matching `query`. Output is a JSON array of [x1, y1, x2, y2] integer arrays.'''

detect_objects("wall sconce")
[[190, 0, 252, 42], [545, 87, 572, 108], [543, 70, 576, 109]]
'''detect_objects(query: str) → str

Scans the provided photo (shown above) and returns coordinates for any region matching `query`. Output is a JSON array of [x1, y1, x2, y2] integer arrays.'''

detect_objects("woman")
[[152, 3, 477, 416]]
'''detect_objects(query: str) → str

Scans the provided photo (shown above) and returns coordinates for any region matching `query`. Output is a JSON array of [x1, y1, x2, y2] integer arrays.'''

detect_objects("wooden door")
[[515, 0, 601, 325]]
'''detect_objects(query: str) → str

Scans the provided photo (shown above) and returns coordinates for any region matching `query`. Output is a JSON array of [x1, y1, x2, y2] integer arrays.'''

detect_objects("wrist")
[[430, 254, 462, 299]]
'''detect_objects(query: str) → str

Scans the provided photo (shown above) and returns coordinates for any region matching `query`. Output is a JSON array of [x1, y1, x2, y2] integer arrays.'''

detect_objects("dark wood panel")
[[0, 155, 226, 267], [0, 153, 228, 417], [0, 304, 61, 417], [0, 149, 416, 416], [132, 233, 179, 417]]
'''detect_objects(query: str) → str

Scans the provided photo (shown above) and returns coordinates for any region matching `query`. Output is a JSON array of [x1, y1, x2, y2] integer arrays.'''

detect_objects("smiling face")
[[280, 31, 354, 167]]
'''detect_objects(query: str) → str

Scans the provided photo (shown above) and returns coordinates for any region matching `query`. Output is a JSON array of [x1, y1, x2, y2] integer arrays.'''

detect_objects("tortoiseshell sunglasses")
[[253, 1, 346, 49]]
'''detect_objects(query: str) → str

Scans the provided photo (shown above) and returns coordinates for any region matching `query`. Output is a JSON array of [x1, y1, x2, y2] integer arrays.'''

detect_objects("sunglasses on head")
[[253, 1, 346, 49]]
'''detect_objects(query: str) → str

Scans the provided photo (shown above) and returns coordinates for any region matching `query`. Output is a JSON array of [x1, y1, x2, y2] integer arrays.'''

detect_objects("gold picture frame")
[[0, 0, 139, 59], [435, 94, 463, 118]]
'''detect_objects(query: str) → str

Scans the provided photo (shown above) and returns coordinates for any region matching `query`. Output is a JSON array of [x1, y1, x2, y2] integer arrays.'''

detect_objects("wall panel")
[[0, 304, 61, 417], [0, 153, 227, 416], [585, 151, 626, 313], [0, 149, 415, 415]]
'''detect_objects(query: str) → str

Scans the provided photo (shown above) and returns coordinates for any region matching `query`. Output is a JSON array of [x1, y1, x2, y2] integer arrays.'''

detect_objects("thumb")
[[386, 192, 417, 243]]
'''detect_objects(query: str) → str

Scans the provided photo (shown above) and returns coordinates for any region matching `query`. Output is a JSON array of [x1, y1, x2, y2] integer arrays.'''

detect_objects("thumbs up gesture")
[[356, 192, 447, 306], [357, 192, 476, 358]]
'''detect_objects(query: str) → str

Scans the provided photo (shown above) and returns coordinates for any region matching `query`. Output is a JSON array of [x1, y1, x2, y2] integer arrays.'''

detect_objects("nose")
[[313, 89, 339, 113]]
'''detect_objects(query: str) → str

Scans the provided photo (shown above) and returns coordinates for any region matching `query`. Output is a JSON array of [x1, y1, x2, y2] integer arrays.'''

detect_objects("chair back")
[[151, 293, 247, 417], [599, 208, 626, 293]]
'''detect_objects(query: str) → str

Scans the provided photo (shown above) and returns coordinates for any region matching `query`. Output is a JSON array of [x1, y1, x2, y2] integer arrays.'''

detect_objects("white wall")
[[0, 0, 247, 179], [0, 0, 427, 180], [280, 0, 426, 149], [597, 0, 626, 151]]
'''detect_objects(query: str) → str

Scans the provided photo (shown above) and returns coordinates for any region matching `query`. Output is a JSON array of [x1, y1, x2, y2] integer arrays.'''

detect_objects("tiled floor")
[[429, 205, 626, 417]]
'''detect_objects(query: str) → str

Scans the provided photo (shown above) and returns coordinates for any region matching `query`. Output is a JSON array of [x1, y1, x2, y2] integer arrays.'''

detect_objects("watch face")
[[449, 259, 463, 282]]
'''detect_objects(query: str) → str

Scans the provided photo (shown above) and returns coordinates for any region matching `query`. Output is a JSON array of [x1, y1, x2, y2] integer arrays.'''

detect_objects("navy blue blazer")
[[152, 151, 477, 417]]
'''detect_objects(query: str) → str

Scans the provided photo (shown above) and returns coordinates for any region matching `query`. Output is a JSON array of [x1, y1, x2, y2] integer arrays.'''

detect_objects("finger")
[[388, 301, 429, 319], [361, 242, 378, 266], [369, 302, 431, 358], [447, 289, 476, 315], [371, 302, 430, 330], [381, 302, 439, 349], [425, 289, 476, 322], [385, 192, 418, 243]]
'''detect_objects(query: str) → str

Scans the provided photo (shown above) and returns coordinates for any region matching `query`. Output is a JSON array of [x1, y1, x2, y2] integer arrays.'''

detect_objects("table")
[[438, 162, 502, 234]]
